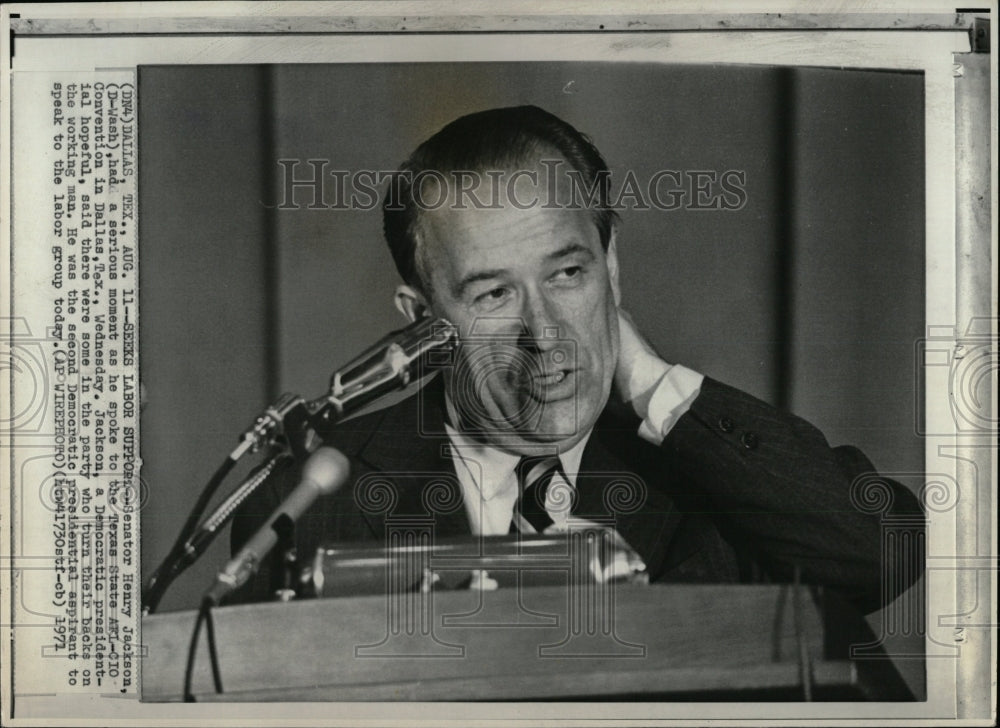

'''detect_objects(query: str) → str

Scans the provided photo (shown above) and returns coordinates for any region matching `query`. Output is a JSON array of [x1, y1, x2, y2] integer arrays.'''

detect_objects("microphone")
[[204, 446, 350, 605], [323, 317, 458, 420], [232, 318, 458, 456]]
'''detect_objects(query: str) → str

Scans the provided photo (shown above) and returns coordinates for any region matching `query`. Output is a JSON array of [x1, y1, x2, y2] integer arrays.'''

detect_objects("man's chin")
[[533, 405, 584, 441], [447, 381, 606, 453], [499, 403, 592, 454]]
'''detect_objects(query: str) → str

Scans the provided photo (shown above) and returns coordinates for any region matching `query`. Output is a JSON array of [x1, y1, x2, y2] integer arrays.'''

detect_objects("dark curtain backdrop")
[[139, 63, 924, 693]]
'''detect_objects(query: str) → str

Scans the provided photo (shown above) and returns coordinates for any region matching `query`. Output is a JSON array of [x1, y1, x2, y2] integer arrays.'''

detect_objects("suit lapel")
[[352, 375, 472, 540], [574, 397, 683, 578]]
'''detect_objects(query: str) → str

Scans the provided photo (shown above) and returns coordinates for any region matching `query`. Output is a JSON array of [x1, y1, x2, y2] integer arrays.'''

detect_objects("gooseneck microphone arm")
[[141, 317, 458, 615]]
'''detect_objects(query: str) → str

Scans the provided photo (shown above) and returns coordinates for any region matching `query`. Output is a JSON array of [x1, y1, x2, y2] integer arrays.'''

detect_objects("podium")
[[142, 584, 915, 701]]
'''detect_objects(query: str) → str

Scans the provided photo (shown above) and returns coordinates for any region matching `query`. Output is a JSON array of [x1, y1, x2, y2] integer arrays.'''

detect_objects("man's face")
[[412, 163, 621, 454]]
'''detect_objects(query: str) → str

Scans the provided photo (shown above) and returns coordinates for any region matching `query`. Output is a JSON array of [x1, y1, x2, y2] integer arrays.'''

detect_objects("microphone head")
[[302, 446, 351, 495]]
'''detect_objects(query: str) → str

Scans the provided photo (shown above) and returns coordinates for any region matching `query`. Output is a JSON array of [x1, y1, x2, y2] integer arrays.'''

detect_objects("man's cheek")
[[455, 363, 511, 408], [483, 371, 528, 413], [607, 312, 620, 376]]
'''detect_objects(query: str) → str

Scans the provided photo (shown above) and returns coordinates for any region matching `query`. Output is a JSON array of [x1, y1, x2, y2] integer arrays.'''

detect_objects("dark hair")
[[382, 105, 619, 292]]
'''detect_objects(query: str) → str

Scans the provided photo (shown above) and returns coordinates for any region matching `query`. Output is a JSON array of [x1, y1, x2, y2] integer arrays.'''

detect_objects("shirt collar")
[[444, 423, 592, 501]]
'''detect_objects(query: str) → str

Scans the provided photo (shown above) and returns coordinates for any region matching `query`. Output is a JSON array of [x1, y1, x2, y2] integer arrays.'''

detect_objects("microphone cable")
[[183, 596, 225, 701]]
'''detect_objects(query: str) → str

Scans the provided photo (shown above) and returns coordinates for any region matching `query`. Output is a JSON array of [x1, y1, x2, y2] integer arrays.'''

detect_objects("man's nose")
[[517, 290, 562, 352]]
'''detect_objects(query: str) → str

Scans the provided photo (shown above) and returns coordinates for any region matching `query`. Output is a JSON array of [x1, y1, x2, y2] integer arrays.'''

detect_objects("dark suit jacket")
[[230, 375, 924, 614]]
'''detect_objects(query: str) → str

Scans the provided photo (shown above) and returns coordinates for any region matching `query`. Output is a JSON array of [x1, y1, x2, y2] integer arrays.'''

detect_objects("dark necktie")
[[510, 455, 562, 534]]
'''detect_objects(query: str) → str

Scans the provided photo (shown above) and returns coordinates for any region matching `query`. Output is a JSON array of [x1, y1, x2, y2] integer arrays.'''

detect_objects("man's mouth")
[[527, 368, 577, 401], [536, 370, 568, 386]]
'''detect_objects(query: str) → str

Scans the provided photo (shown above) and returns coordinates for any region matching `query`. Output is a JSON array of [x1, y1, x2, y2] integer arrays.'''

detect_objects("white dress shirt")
[[445, 363, 704, 535]]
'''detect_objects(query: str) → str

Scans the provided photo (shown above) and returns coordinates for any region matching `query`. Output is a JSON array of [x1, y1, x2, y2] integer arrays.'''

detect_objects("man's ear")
[[394, 284, 428, 323], [606, 229, 621, 307]]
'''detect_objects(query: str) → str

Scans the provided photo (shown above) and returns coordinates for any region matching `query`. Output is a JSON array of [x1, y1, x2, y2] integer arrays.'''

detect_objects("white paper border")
[[2, 2, 996, 726]]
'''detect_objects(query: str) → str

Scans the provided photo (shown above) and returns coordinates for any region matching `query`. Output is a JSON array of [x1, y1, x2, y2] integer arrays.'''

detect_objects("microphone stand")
[[141, 392, 316, 615], [168, 318, 458, 699], [141, 317, 459, 615]]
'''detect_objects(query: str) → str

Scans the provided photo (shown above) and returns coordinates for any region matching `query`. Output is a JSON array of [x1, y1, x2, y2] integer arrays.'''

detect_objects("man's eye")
[[553, 266, 583, 282], [474, 287, 510, 305]]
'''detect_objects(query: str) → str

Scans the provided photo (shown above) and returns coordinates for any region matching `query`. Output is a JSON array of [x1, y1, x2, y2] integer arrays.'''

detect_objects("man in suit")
[[231, 106, 923, 615]]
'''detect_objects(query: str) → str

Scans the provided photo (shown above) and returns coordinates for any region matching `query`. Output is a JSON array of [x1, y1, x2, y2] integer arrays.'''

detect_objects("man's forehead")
[[406, 156, 605, 291], [415, 187, 600, 256], [418, 154, 586, 205]]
